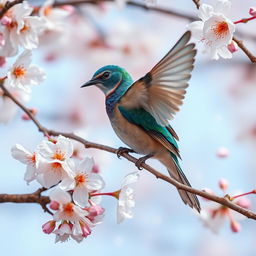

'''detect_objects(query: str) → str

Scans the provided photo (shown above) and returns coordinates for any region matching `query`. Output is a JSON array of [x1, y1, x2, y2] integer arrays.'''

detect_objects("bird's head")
[[81, 65, 132, 96]]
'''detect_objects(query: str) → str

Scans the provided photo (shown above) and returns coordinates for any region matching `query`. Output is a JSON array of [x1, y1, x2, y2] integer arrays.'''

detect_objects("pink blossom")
[[249, 7, 256, 17], [216, 147, 229, 158], [42, 220, 56, 234], [228, 40, 238, 53], [218, 178, 229, 190]]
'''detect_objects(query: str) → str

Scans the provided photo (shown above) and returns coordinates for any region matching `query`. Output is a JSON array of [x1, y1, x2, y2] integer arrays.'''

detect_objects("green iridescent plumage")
[[82, 31, 201, 212]]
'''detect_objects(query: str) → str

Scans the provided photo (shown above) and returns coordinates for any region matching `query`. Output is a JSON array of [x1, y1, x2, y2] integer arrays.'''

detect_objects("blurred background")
[[1, 0, 256, 255]]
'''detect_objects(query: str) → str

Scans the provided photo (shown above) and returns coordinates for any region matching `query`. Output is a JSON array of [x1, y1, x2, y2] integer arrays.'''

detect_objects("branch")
[[1, 82, 256, 220], [0, 0, 24, 19], [0, 188, 52, 215], [233, 37, 256, 63]]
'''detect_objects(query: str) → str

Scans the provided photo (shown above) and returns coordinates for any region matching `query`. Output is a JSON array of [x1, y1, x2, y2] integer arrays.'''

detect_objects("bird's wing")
[[120, 31, 196, 126], [118, 106, 181, 158]]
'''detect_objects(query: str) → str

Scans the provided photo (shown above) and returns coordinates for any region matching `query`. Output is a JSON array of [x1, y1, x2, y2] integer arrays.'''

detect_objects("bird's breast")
[[108, 104, 164, 155]]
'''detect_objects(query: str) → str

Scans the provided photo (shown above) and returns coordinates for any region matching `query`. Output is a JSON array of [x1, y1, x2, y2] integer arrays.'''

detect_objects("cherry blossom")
[[44, 188, 94, 243], [249, 7, 256, 17], [11, 144, 39, 184], [39, 0, 70, 32], [36, 135, 74, 188], [4, 50, 46, 92], [188, 0, 235, 60], [0, 83, 29, 123], [117, 172, 139, 224], [200, 179, 251, 233], [60, 157, 105, 207], [0, 1, 44, 57]]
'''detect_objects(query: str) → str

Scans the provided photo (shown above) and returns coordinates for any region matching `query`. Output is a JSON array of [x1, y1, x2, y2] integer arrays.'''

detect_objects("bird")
[[81, 31, 201, 212]]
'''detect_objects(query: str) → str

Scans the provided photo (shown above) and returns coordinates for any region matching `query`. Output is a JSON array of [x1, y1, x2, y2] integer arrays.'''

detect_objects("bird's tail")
[[160, 153, 201, 213]]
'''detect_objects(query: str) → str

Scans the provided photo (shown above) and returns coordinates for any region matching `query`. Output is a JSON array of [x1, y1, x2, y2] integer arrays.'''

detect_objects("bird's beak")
[[81, 79, 100, 88]]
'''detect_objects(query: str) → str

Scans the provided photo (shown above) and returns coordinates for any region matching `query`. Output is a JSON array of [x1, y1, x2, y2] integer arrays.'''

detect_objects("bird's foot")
[[117, 147, 135, 158], [135, 154, 154, 170]]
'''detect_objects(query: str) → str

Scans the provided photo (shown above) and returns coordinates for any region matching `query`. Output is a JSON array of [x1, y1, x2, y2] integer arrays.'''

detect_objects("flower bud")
[[22, 108, 37, 121], [236, 197, 251, 209], [42, 220, 56, 234], [249, 7, 256, 17], [228, 41, 238, 53], [216, 147, 229, 158], [49, 200, 60, 210], [80, 221, 91, 237], [1, 16, 12, 26], [219, 178, 229, 190], [230, 220, 241, 233]]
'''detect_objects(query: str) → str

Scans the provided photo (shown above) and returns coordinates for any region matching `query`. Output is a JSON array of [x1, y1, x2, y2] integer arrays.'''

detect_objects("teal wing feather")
[[118, 106, 181, 158]]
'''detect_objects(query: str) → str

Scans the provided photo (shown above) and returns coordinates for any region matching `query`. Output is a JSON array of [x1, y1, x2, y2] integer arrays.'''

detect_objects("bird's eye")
[[102, 71, 111, 79]]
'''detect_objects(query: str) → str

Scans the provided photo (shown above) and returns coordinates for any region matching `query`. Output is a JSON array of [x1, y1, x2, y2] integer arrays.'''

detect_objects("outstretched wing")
[[120, 31, 196, 126]]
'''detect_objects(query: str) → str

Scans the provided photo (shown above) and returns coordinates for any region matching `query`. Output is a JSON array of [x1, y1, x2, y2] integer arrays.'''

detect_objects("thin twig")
[[1, 82, 256, 220], [233, 37, 256, 63]]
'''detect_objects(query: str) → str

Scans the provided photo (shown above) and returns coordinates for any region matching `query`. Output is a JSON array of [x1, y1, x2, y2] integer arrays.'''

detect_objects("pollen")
[[28, 153, 36, 164], [20, 24, 29, 33], [63, 203, 74, 216], [212, 21, 229, 39], [44, 6, 52, 16], [75, 174, 86, 186], [52, 150, 65, 161], [13, 66, 26, 78]]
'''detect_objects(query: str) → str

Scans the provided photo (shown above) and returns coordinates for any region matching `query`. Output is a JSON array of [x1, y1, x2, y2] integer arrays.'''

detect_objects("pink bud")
[[236, 197, 251, 209], [249, 7, 256, 17], [219, 178, 229, 190], [92, 165, 100, 173], [42, 220, 56, 234], [49, 200, 60, 210], [80, 221, 91, 237], [216, 147, 229, 158], [230, 220, 241, 233], [87, 205, 104, 217], [22, 108, 38, 121], [1, 16, 12, 26], [228, 41, 238, 53]]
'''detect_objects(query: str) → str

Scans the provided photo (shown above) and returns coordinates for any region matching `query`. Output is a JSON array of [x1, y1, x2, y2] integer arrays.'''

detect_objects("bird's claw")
[[117, 147, 134, 158], [135, 154, 154, 170], [135, 159, 145, 170]]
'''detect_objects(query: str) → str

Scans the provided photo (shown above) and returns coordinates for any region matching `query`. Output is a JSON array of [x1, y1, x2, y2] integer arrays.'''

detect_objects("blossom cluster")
[[12, 135, 139, 243], [0, 0, 70, 123], [188, 0, 255, 60], [200, 179, 251, 233]]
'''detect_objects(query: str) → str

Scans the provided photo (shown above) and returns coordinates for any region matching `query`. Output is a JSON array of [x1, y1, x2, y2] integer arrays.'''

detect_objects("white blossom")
[[5, 50, 46, 92], [188, 0, 235, 60], [49, 188, 94, 243], [117, 172, 139, 223], [0, 84, 29, 123], [61, 157, 105, 207], [39, 0, 70, 31], [36, 135, 74, 188], [0, 1, 45, 56], [11, 144, 39, 184]]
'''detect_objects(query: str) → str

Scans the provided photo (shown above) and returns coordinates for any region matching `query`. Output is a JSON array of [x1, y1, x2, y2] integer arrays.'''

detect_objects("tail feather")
[[161, 154, 201, 213]]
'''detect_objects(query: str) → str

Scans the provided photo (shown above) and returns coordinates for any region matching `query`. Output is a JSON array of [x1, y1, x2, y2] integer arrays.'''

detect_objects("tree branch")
[[0, 188, 52, 215], [0, 0, 24, 19], [1, 82, 256, 220]]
